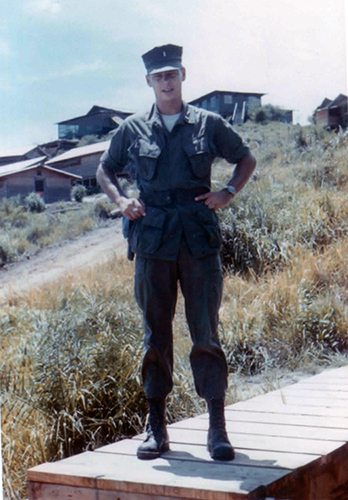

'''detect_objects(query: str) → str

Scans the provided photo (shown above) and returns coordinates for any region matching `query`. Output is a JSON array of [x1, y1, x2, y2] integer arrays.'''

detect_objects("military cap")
[[142, 44, 183, 75]]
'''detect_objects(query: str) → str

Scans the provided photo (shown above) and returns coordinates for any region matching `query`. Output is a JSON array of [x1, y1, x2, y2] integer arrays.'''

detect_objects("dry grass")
[[0, 197, 115, 266], [1, 123, 348, 499], [0, 257, 202, 499]]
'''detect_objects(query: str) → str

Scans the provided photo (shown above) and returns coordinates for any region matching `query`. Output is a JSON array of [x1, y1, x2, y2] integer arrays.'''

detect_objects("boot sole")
[[137, 442, 170, 460], [208, 443, 235, 461]]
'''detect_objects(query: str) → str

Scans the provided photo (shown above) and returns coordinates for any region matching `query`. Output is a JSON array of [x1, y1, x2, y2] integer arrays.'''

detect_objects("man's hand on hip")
[[195, 189, 234, 211]]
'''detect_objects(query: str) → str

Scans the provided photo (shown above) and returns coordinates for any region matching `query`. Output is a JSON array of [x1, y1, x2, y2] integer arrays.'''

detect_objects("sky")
[[0, 0, 347, 152]]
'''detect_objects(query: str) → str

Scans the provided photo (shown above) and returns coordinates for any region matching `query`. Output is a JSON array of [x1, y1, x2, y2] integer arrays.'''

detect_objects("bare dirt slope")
[[0, 218, 127, 304]]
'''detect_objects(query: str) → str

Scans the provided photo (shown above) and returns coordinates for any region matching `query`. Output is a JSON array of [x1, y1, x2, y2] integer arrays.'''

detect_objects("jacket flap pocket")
[[143, 207, 166, 228], [184, 137, 210, 157], [138, 139, 161, 159]]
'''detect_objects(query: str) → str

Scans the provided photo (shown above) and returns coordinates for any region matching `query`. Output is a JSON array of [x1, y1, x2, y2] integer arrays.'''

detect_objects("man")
[[96, 44, 256, 461]]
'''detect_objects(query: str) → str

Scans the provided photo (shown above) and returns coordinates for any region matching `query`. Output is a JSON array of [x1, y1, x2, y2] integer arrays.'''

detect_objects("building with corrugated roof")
[[46, 140, 110, 192], [57, 105, 132, 140], [314, 94, 348, 129], [0, 157, 81, 203], [0, 140, 78, 167], [189, 90, 265, 125]]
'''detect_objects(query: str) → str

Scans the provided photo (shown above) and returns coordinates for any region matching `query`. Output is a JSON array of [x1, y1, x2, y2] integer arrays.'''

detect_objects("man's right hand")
[[119, 197, 146, 221]]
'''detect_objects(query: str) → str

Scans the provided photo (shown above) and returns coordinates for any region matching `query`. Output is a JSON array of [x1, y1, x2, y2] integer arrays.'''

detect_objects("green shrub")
[[93, 198, 113, 219], [71, 184, 86, 203], [25, 192, 46, 213], [247, 103, 292, 124], [0, 195, 22, 217]]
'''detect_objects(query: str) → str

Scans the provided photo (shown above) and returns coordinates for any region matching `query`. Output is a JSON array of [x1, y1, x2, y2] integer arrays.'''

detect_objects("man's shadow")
[[152, 450, 290, 495]]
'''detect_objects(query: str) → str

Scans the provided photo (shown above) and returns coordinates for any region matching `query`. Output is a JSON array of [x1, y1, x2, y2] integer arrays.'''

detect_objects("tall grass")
[[0, 258, 201, 499], [1, 123, 348, 498]]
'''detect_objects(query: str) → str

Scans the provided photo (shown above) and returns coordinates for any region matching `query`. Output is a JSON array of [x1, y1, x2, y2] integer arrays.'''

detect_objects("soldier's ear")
[[181, 67, 186, 82], [146, 74, 152, 87]]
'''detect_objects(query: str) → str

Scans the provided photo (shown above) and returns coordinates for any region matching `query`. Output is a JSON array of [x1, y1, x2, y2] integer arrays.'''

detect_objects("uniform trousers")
[[134, 241, 228, 400]]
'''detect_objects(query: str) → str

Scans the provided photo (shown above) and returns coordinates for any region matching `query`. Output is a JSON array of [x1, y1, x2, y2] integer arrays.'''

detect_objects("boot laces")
[[208, 399, 228, 439], [147, 399, 166, 437]]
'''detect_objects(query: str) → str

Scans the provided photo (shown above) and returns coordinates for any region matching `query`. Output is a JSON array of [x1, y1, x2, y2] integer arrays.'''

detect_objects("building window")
[[83, 176, 98, 192], [59, 124, 80, 139], [224, 95, 233, 104], [210, 96, 217, 109]]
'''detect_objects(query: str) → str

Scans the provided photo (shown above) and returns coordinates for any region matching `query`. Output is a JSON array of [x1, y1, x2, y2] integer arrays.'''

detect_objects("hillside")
[[0, 218, 126, 304], [1, 122, 348, 499]]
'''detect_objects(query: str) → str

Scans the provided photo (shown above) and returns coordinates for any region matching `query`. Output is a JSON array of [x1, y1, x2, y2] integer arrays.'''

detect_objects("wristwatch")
[[224, 185, 237, 196]]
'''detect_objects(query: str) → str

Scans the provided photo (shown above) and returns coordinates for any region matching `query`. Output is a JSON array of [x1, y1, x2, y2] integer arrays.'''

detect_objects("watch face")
[[227, 185, 236, 195]]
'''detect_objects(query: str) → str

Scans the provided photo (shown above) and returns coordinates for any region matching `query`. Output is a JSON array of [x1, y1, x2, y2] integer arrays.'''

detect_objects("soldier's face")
[[146, 68, 186, 106]]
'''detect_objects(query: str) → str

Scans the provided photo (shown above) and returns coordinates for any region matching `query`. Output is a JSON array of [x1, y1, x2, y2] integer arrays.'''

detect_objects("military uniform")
[[100, 102, 249, 400]]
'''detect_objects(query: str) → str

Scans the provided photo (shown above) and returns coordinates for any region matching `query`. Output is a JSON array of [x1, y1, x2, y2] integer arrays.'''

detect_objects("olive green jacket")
[[100, 103, 249, 260]]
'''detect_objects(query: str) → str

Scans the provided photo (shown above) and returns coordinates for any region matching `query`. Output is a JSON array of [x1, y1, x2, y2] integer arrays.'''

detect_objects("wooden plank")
[[293, 382, 348, 391], [264, 442, 348, 500], [266, 388, 348, 400], [28, 482, 97, 500], [230, 399, 348, 417], [28, 451, 290, 500], [27, 482, 193, 500], [196, 409, 348, 429], [98, 439, 321, 470], [169, 418, 348, 442], [243, 389, 348, 410], [247, 393, 348, 409], [27, 365, 348, 500], [133, 428, 345, 456]]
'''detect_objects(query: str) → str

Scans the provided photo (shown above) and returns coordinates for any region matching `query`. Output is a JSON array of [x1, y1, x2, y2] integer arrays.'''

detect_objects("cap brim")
[[148, 65, 182, 75]]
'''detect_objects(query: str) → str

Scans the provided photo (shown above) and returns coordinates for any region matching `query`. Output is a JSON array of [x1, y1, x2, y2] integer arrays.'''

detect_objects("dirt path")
[[0, 219, 127, 304]]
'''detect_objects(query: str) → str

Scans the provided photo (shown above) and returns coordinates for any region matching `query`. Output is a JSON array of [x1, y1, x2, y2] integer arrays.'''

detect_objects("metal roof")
[[0, 157, 46, 176], [189, 89, 266, 104], [0, 157, 81, 179], [47, 140, 110, 165], [57, 106, 132, 125], [0, 145, 36, 158], [328, 94, 347, 109], [316, 94, 347, 111]]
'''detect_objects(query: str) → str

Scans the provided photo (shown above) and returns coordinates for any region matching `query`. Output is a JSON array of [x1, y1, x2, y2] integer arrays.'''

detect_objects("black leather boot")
[[137, 398, 170, 460], [206, 398, 235, 461]]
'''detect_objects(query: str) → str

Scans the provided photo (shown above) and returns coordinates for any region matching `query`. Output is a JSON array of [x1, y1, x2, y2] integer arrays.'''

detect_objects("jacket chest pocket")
[[135, 139, 162, 181], [184, 137, 213, 178]]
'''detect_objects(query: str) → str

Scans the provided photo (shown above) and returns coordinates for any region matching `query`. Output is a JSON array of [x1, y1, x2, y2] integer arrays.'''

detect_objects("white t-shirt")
[[161, 112, 181, 132]]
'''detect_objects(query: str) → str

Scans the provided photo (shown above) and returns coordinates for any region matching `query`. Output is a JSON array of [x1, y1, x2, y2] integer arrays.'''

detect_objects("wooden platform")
[[28, 365, 348, 500]]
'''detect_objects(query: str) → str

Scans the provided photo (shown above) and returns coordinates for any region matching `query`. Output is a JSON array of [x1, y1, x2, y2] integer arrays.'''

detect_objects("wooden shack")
[[46, 140, 110, 192], [0, 157, 81, 203], [0, 140, 78, 167], [315, 94, 348, 129], [189, 91, 265, 125], [57, 105, 132, 140]]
